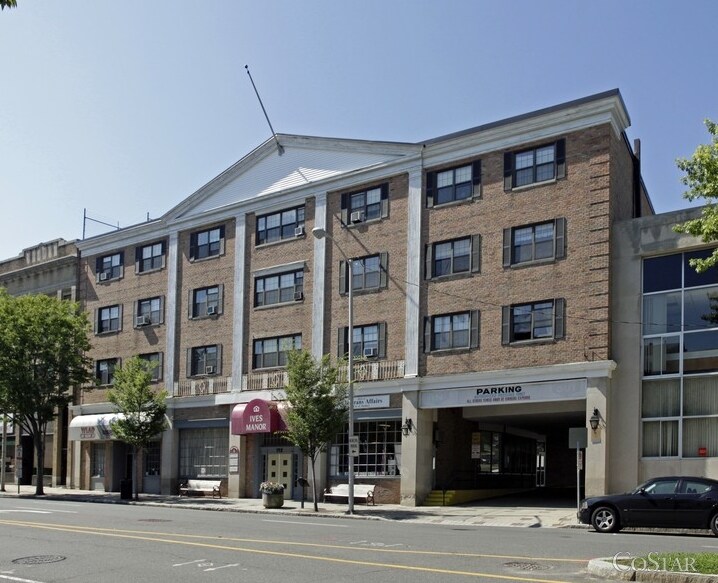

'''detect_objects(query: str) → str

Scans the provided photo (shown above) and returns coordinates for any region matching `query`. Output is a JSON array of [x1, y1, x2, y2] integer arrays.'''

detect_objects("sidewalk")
[[0, 485, 581, 529]]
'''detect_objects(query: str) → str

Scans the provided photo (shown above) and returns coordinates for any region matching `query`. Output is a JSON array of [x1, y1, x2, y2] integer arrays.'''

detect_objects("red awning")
[[231, 399, 287, 435]]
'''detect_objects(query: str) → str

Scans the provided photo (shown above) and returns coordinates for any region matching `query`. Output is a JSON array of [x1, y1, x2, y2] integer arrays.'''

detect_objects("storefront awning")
[[231, 399, 286, 435], [68, 413, 125, 441]]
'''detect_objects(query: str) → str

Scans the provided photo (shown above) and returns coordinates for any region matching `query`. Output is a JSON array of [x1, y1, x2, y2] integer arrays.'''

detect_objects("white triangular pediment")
[[170, 135, 417, 220]]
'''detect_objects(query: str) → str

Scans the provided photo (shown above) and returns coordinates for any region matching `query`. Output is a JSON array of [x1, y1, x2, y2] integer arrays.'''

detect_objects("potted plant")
[[260, 481, 285, 508]]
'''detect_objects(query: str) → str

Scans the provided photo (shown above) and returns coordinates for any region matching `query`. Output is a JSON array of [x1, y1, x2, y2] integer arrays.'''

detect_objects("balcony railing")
[[240, 360, 406, 391], [173, 376, 232, 398]]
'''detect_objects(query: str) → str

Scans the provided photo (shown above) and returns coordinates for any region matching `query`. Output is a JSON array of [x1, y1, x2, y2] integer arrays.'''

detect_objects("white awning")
[[68, 413, 125, 441]]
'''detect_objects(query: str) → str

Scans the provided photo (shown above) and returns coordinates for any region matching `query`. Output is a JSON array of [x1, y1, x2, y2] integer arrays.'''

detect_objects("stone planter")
[[262, 492, 284, 508]]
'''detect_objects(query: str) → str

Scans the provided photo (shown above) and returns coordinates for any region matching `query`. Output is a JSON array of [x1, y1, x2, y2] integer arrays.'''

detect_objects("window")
[[341, 184, 388, 224], [96, 253, 123, 282], [256, 206, 305, 245], [503, 219, 566, 266], [255, 270, 304, 307], [144, 441, 161, 476], [426, 160, 481, 207], [136, 297, 163, 327], [179, 427, 228, 479], [136, 241, 165, 273], [190, 285, 223, 318], [190, 226, 225, 261], [253, 334, 301, 369], [340, 253, 388, 294], [330, 419, 401, 477], [501, 299, 565, 344], [96, 358, 119, 386], [139, 352, 163, 381], [424, 310, 480, 352], [97, 305, 121, 334], [338, 323, 386, 359], [188, 345, 220, 376], [504, 139, 565, 190], [426, 236, 480, 279]]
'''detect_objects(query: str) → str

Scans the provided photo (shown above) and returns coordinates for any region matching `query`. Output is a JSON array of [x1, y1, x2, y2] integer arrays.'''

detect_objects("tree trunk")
[[34, 432, 44, 496], [310, 452, 318, 512]]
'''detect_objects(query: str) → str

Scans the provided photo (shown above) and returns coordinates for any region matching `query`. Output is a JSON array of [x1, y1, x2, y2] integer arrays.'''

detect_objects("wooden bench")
[[324, 483, 375, 505], [178, 479, 224, 498]]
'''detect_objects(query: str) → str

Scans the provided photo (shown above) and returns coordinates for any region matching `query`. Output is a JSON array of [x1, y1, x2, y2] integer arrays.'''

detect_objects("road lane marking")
[[172, 559, 207, 567], [0, 510, 51, 514], [0, 519, 583, 583], [204, 563, 240, 571], [0, 575, 49, 583], [15, 507, 78, 514], [263, 519, 348, 527]]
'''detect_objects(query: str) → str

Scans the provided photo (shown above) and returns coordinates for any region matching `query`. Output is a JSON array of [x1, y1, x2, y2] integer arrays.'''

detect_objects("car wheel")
[[711, 512, 718, 536], [591, 506, 620, 533]]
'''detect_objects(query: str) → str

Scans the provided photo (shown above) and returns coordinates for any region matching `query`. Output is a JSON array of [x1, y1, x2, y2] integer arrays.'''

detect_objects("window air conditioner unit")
[[363, 347, 378, 358], [99, 272, 108, 281], [294, 290, 304, 301], [207, 305, 217, 316], [205, 365, 215, 375], [350, 211, 364, 224], [294, 225, 305, 237], [136, 314, 151, 327]]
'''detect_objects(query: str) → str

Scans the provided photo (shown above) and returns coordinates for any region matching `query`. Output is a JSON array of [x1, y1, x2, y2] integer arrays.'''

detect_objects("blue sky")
[[1, 1, 716, 259]]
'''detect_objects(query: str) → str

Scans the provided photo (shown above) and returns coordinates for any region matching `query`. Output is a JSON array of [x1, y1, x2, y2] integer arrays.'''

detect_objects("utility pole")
[[1, 414, 7, 492]]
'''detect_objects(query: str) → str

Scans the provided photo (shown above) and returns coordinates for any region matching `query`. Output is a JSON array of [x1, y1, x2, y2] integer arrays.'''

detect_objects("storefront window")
[[144, 441, 161, 476], [330, 420, 401, 477], [179, 427, 228, 478]]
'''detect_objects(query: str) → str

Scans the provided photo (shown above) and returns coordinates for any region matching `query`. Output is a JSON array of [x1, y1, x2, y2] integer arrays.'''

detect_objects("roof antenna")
[[245, 65, 284, 156]]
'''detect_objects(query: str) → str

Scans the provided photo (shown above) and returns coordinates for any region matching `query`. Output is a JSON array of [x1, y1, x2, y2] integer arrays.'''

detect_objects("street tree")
[[0, 290, 93, 495], [108, 356, 167, 501], [282, 350, 347, 511], [0, 1, 17, 10], [674, 119, 718, 272]]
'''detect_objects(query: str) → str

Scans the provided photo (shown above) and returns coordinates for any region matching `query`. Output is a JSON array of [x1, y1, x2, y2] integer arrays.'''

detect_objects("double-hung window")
[[341, 184, 388, 224], [256, 206, 305, 245], [189, 345, 220, 376], [340, 253, 388, 295], [338, 323, 386, 359], [97, 305, 121, 334], [190, 285, 222, 318], [136, 241, 165, 273], [426, 235, 481, 279], [255, 270, 304, 306], [96, 358, 119, 386], [253, 334, 301, 369], [504, 139, 566, 190], [136, 297, 163, 327], [139, 352, 163, 381], [503, 218, 566, 266], [96, 253, 123, 282], [502, 299, 565, 344], [189, 226, 224, 261], [426, 160, 481, 207], [424, 311, 480, 352]]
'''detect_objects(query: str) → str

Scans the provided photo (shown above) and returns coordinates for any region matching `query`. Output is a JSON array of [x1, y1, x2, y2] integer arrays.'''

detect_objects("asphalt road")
[[0, 496, 715, 582]]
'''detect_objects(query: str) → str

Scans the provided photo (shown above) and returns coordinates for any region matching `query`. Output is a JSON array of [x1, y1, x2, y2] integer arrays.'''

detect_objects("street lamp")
[[312, 226, 356, 514]]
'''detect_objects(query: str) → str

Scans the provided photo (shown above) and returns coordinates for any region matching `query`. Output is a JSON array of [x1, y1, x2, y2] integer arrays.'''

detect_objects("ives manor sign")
[[419, 379, 587, 409]]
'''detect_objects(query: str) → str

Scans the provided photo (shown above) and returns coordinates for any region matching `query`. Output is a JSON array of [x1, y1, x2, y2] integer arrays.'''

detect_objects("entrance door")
[[90, 443, 105, 491], [535, 441, 546, 487], [266, 452, 293, 498]]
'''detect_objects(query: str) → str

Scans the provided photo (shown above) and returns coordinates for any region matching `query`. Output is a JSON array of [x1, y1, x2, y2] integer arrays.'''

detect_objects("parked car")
[[578, 476, 718, 534]]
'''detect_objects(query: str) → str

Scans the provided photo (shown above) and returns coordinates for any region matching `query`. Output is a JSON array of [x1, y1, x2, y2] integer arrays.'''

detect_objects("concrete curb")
[[587, 558, 718, 582]]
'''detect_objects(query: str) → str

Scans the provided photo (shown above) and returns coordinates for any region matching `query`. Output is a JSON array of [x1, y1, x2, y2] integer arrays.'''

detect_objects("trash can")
[[120, 479, 132, 500]]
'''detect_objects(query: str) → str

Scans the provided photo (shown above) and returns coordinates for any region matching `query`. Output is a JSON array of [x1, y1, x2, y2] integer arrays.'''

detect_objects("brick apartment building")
[[68, 89, 657, 504]]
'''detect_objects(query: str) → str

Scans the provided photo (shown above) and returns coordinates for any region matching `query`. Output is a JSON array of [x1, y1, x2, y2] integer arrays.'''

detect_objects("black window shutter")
[[472, 160, 482, 198], [555, 217, 567, 260], [135, 246, 141, 273], [501, 306, 511, 345], [118, 304, 123, 332], [188, 289, 194, 319], [379, 252, 388, 288], [159, 296, 165, 324], [556, 139, 566, 179], [118, 251, 124, 279], [93, 309, 99, 334], [337, 327, 347, 358], [95, 257, 102, 274], [426, 171, 436, 208], [504, 152, 514, 191], [502, 229, 513, 267], [219, 225, 226, 256], [378, 322, 387, 358], [341, 193, 349, 225], [423, 317, 432, 353], [471, 234, 481, 273], [339, 260, 347, 295], [380, 183, 389, 218], [425, 244, 433, 280], [161, 240, 167, 269], [218, 284, 224, 314], [186, 348, 193, 377], [189, 232, 197, 260], [470, 310, 480, 348], [554, 298, 566, 339], [216, 344, 222, 375]]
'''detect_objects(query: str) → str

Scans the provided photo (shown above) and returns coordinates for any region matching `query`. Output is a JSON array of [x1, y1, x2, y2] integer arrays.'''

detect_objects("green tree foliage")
[[0, 290, 93, 495], [108, 356, 167, 501], [0, 1, 17, 10], [282, 350, 347, 511], [674, 119, 718, 272]]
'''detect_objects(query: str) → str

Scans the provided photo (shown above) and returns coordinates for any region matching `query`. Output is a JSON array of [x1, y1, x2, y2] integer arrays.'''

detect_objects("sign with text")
[[348, 436, 360, 457], [354, 395, 390, 409], [231, 399, 286, 435]]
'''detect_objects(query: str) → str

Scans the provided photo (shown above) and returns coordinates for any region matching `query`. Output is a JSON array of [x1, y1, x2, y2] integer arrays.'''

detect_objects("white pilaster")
[[232, 214, 247, 386], [404, 166, 423, 377], [311, 193, 328, 360], [165, 231, 179, 389]]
